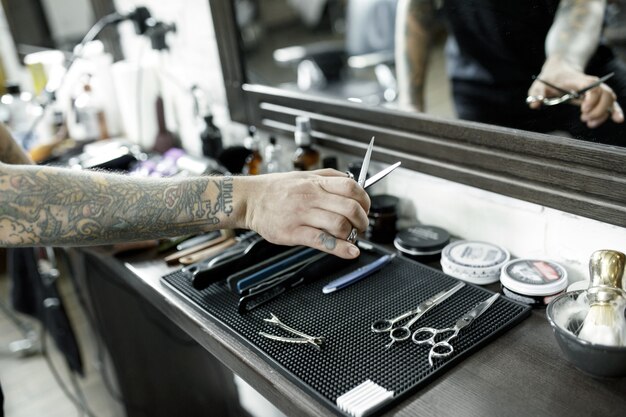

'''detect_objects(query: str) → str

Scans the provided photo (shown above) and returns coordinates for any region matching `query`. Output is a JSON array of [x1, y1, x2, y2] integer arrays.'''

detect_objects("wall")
[[110, 0, 626, 285], [379, 166, 626, 283], [112, 0, 245, 155], [40, 0, 94, 45]]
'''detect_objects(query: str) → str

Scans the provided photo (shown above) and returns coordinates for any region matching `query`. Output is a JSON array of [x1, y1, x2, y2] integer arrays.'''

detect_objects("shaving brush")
[[577, 250, 626, 346]]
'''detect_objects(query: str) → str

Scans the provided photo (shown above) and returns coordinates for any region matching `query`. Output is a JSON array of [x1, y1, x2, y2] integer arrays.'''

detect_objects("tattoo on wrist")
[[215, 175, 234, 216], [319, 232, 337, 250]]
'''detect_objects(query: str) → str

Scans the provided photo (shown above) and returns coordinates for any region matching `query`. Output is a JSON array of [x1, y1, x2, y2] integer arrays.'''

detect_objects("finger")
[[527, 80, 545, 98], [584, 87, 615, 121], [304, 192, 370, 231], [318, 177, 371, 213], [527, 96, 543, 110], [527, 81, 545, 110], [310, 168, 347, 177], [294, 226, 361, 259], [299, 207, 355, 240], [316, 190, 369, 230], [611, 101, 625, 124], [580, 87, 603, 116], [583, 92, 613, 128]]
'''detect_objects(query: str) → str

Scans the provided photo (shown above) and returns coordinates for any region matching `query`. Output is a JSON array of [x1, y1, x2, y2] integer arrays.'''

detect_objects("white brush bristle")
[[578, 303, 624, 346]]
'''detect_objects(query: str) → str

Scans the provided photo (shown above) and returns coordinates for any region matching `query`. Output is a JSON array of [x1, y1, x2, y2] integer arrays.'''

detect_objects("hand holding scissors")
[[526, 72, 615, 107], [346, 137, 401, 243], [412, 293, 499, 366], [371, 281, 465, 350]]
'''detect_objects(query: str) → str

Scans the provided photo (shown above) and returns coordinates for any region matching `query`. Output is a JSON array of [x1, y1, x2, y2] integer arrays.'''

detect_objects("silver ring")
[[346, 171, 354, 180], [347, 228, 358, 243]]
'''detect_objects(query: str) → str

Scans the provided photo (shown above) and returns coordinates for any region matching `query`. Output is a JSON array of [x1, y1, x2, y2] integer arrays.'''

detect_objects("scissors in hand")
[[412, 293, 500, 366], [526, 72, 614, 106], [346, 137, 401, 243], [371, 281, 465, 350]]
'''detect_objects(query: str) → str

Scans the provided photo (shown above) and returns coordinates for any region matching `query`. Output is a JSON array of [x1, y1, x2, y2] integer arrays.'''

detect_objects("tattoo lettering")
[[214, 175, 234, 216], [318, 232, 337, 251]]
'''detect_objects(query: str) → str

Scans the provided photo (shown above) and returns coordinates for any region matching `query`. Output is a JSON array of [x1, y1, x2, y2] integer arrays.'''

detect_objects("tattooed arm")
[[0, 164, 370, 259], [395, 0, 438, 111], [528, 0, 624, 127]]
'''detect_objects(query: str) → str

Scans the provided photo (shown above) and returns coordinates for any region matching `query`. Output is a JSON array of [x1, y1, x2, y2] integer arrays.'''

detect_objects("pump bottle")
[[292, 116, 319, 170]]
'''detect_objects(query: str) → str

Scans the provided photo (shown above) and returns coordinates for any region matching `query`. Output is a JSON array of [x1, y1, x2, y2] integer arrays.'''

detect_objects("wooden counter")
[[73, 249, 626, 417]]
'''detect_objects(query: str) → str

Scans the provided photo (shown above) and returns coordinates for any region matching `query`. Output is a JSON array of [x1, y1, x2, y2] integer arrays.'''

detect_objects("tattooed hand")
[[240, 169, 370, 259], [528, 58, 625, 128]]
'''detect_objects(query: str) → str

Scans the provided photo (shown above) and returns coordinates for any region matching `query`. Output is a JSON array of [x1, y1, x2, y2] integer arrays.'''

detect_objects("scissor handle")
[[427, 341, 454, 366], [389, 325, 412, 342], [371, 319, 394, 333], [371, 307, 419, 333], [525, 94, 574, 107], [411, 326, 439, 345], [542, 94, 575, 106], [412, 326, 457, 345]]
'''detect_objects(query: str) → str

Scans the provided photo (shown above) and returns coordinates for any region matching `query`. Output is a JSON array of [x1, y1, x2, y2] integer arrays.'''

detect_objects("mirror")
[[210, 0, 626, 229], [234, 0, 626, 147], [1, 0, 120, 61], [235, 0, 452, 114]]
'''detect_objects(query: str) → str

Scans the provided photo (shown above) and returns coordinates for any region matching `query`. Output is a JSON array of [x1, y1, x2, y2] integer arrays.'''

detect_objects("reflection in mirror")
[[1, 0, 95, 56], [235, 0, 451, 117], [235, 0, 626, 147]]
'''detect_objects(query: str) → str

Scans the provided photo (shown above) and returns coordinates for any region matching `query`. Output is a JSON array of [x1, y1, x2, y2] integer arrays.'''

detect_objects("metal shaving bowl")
[[546, 290, 626, 378]]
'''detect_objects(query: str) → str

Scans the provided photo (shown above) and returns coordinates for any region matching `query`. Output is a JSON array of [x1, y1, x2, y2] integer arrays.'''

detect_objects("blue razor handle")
[[322, 254, 394, 294]]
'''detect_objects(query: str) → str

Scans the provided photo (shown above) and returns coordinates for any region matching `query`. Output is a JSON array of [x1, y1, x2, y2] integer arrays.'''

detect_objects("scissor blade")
[[429, 282, 465, 306], [468, 293, 500, 320], [576, 72, 615, 96], [534, 76, 572, 95], [358, 137, 375, 187], [364, 161, 401, 189]]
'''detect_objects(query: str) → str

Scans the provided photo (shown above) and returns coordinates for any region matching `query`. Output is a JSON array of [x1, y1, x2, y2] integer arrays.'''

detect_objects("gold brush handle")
[[588, 250, 626, 302]]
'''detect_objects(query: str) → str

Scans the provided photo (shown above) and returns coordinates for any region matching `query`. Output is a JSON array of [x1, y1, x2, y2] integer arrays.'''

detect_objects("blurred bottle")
[[192, 85, 223, 160], [243, 126, 263, 175], [152, 95, 179, 154], [264, 135, 283, 173], [200, 113, 223, 160], [0, 82, 42, 149], [292, 116, 319, 170], [70, 77, 108, 142]]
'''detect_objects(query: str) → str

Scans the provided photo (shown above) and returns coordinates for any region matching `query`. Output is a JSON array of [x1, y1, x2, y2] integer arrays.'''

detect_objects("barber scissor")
[[526, 72, 614, 106], [346, 137, 401, 242], [412, 293, 500, 366], [371, 281, 465, 350]]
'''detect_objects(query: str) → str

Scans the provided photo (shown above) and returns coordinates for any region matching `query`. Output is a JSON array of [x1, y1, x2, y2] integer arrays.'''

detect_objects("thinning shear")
[[526, 72, 614, 106], [371, 281, 465, 350], [346, 137, 401, 243], [259, 313, 325, 349], [412, 293, 499, 366]]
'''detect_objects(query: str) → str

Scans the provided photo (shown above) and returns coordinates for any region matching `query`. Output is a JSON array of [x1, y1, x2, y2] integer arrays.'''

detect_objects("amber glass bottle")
[[292, 116, 319, 170], [244, 126, 263, 175]]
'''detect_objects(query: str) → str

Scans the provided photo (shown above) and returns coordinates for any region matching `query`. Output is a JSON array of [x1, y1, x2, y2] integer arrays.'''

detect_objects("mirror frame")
[[210, 0, 626, 229]]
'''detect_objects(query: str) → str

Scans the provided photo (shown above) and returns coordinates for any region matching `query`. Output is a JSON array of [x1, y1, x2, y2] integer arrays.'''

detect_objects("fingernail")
[[348, 245, 360, 258]]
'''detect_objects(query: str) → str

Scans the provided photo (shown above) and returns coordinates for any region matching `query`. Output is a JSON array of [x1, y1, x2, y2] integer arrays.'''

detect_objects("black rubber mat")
[[162, 248, 531, 416]]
